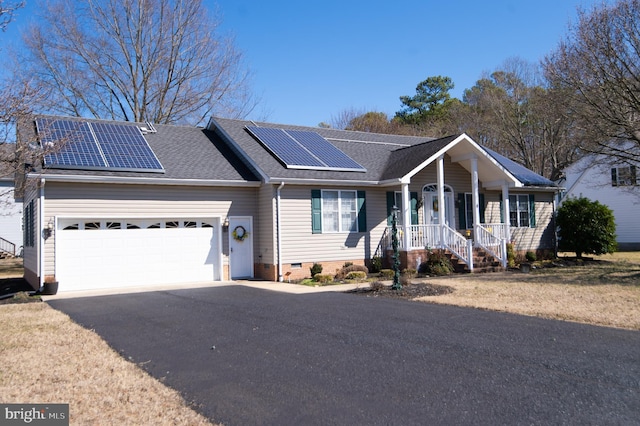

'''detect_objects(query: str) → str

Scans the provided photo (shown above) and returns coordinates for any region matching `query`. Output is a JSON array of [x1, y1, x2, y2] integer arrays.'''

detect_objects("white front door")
[[229, 216, 253, 279], [424, 192, 455, 226]]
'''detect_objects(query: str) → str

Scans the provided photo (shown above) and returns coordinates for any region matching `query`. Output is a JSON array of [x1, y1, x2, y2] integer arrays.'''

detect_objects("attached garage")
[[55, 218, 222, 291]]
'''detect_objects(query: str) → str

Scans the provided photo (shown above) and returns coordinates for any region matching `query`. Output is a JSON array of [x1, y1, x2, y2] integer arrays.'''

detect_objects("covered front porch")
[[375, 134, 522, 272], [377, 222, 510, 272]]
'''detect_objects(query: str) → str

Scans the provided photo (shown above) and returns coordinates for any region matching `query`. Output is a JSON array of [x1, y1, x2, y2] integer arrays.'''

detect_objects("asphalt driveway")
[[48, 285, 640, 425]]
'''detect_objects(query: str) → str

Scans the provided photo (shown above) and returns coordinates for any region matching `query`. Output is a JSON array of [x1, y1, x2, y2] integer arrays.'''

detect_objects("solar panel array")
[[38, 119, 107, 168], [37, 118, 164, 173], [246, 126, 366, 172]]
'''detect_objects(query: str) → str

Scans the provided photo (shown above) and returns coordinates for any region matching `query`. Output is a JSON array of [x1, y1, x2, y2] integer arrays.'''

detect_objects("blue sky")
[[2, 0, 612, 127]]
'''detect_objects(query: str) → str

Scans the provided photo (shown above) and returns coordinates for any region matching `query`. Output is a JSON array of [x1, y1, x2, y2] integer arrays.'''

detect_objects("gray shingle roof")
[[27, 115, 557, 189], [211, 117, 440, 182], [29, 116, 259, 182]]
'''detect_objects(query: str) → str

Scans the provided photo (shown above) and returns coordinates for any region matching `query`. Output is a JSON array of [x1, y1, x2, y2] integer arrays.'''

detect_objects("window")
[[311, 190, 366, 234], [322, 190, 357, 232], [464, 193, 473, 229], [509, 195, 531, 228], [24, 201, 35, 247], [611, 166, 637, 186], [386, 191, 419, 226]]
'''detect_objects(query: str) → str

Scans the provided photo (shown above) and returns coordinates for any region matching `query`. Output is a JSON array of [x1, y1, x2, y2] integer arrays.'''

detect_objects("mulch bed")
[[346, 281, 454, 300], [0, 278, 40, 304]]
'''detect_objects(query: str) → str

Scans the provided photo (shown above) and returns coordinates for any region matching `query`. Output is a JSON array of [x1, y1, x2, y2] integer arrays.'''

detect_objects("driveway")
[[48, 285, 640, 425]]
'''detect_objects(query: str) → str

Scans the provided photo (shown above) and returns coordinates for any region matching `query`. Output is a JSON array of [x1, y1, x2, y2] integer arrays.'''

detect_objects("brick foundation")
[[255, 259, 368, 282]]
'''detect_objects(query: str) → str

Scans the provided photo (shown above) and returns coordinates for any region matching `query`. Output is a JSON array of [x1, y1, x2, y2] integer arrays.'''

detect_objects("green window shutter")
[[357, 191, 366, 232], [631, 165, 637, 185], [529, 194, 536, 228], [410, 192, 418, 225], [499, 193, 504, 223], [386, 192, 395, 225], [458, 193, 466, 229], [311, 189, 322, 234], [479, 193, 486, 224], [611, 168, 618, 186]]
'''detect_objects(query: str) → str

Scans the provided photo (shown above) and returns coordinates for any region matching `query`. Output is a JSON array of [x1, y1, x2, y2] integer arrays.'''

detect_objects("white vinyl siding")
[[278, 186, 387, 264], [40, 182, 258, 282]]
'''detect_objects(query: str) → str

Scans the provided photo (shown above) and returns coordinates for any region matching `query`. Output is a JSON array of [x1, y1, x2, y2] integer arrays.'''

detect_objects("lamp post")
[[391, 205, 402, 290]]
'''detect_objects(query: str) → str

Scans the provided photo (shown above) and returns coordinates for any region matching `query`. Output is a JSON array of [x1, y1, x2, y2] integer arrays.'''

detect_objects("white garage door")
[[56, 218, 219, 291]]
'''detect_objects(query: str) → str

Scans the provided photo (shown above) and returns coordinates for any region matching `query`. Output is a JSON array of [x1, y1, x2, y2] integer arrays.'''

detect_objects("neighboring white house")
[[0, 144, 23, 257], [562, 154, 640, 250]]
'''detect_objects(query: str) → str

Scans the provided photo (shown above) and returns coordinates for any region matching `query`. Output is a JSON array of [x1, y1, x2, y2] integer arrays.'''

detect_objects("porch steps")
[[447, 247, 503, 273]]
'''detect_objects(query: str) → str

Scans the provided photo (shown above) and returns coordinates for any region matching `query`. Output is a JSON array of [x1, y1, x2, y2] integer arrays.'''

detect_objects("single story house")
[[19, 115, 559, 293], [562, 153, 639, 250], [0, 143, 23, 258]]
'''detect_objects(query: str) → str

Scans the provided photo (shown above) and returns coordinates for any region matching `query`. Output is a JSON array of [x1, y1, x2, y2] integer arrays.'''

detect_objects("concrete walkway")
[[41, 279, 372, 300]]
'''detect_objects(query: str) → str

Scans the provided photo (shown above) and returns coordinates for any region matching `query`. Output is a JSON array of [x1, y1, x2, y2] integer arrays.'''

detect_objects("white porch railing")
[[474, 224, 508, 268], [376, 223, 509, 270]]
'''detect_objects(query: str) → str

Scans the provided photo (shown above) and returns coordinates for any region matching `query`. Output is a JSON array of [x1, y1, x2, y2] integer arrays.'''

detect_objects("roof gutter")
[[28, 173, 261, 187]]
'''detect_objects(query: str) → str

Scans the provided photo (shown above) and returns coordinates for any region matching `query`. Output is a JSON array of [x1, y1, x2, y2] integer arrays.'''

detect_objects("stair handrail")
[[474, 224, 507, 268], [0, 237, 16, 257], [441, 224, 472, 269]]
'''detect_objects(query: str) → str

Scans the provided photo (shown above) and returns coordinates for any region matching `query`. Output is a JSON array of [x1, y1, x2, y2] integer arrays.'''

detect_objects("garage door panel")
[[57, 219, 219, 291]]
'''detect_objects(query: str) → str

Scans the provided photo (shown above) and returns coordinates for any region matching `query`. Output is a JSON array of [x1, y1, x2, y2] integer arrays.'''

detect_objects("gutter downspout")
[[38, 178, 45, 291], [276, 182, 285, 282]]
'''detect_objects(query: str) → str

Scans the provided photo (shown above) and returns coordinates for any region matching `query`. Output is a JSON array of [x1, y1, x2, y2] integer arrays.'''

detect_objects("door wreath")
[[232, 225, 249, 242]]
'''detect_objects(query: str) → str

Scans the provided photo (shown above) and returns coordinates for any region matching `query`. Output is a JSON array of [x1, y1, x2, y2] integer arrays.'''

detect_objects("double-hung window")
[[322, 190, 357, 232], [312, 190, 365, 233], [611, 166, 637, 186], [509, 194, 530, 228]]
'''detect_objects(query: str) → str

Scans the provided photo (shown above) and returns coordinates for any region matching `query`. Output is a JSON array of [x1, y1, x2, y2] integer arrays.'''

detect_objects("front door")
[[229, 216, 254, 279], [424, 192, 454, 226]]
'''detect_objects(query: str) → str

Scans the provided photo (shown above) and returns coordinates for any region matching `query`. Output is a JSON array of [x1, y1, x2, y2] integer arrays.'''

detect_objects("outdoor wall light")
[[222, 217, 230, 231], [43, 219, 54, 239]]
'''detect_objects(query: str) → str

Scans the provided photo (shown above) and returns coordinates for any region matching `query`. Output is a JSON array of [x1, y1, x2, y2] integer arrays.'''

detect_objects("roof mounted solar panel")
[[36, 118, 164, 173], [37, 118, 107, 169], [91, 122, 164, 172], [246, 126, 366, 172], [284, 129, 366, 171], [246, 126, 325, 168]]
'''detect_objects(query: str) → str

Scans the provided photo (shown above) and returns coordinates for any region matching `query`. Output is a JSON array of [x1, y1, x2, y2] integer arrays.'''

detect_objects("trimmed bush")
[[369, 256, 383, 273], [335, 264, 369, 280], [313, 274, 334, 284], [507, 243, 516, 268], [310, 263, 323, 276], [379, 269, 394, 279], [557, 196, 617, 258], [418, 249, 454, 276], [345, 271, 367, 280], [525, 251, 537, 262], [402, 268, 417, 278]]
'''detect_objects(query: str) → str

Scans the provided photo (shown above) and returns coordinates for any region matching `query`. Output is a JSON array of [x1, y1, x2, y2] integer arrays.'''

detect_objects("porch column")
[[401, 182, 412, 250], [437, 155, 445, 248], [471, 155, 480, 228], [502, 183, 511, 242]]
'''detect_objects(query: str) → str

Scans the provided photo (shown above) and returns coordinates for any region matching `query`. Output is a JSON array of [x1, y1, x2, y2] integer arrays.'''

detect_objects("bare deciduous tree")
[[0, 0, 24, 31], [460, 58, 580, 181], [544, 0, 640, 163], [17, 0, 256, 125]]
